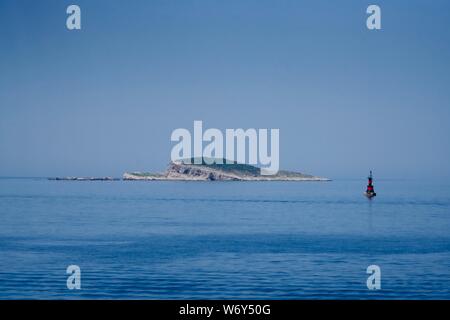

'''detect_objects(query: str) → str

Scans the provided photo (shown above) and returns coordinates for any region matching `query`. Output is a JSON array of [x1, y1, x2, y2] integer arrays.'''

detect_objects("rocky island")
[[123, 158, 330, 181]]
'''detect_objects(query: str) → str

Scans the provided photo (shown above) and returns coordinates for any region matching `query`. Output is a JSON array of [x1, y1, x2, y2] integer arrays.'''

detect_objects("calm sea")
[[0, 178, 449, 299]]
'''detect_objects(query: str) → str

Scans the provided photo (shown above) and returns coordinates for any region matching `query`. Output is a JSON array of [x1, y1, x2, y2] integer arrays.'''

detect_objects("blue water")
[[0, 178, 449, 299]]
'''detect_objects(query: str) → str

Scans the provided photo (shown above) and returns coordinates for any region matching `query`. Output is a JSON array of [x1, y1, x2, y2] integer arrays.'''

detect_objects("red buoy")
[[365, 170, 377, 198]]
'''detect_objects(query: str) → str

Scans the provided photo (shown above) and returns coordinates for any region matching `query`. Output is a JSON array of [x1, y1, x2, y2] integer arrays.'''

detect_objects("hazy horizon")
[[1, 0, 450, 179]]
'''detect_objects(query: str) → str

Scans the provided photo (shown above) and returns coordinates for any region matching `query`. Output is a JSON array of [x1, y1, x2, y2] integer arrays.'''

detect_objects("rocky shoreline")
[[50, 159, 330, 182], [48, 177, 120, 181]]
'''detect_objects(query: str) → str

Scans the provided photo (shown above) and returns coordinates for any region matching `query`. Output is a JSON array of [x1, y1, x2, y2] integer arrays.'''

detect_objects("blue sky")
[[0, 0, 449, 178]]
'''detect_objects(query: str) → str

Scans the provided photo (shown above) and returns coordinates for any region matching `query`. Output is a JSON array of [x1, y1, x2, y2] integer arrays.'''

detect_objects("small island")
[[123, 158, 330, 181], [48, 177, 119, 181]]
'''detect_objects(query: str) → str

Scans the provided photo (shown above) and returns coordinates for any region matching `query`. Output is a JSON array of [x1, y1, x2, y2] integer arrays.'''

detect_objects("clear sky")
[[1, 0, 449, 179]]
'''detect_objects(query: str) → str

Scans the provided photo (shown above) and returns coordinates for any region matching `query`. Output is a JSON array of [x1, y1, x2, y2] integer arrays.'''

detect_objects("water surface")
[[0, 178, 449, 299]]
